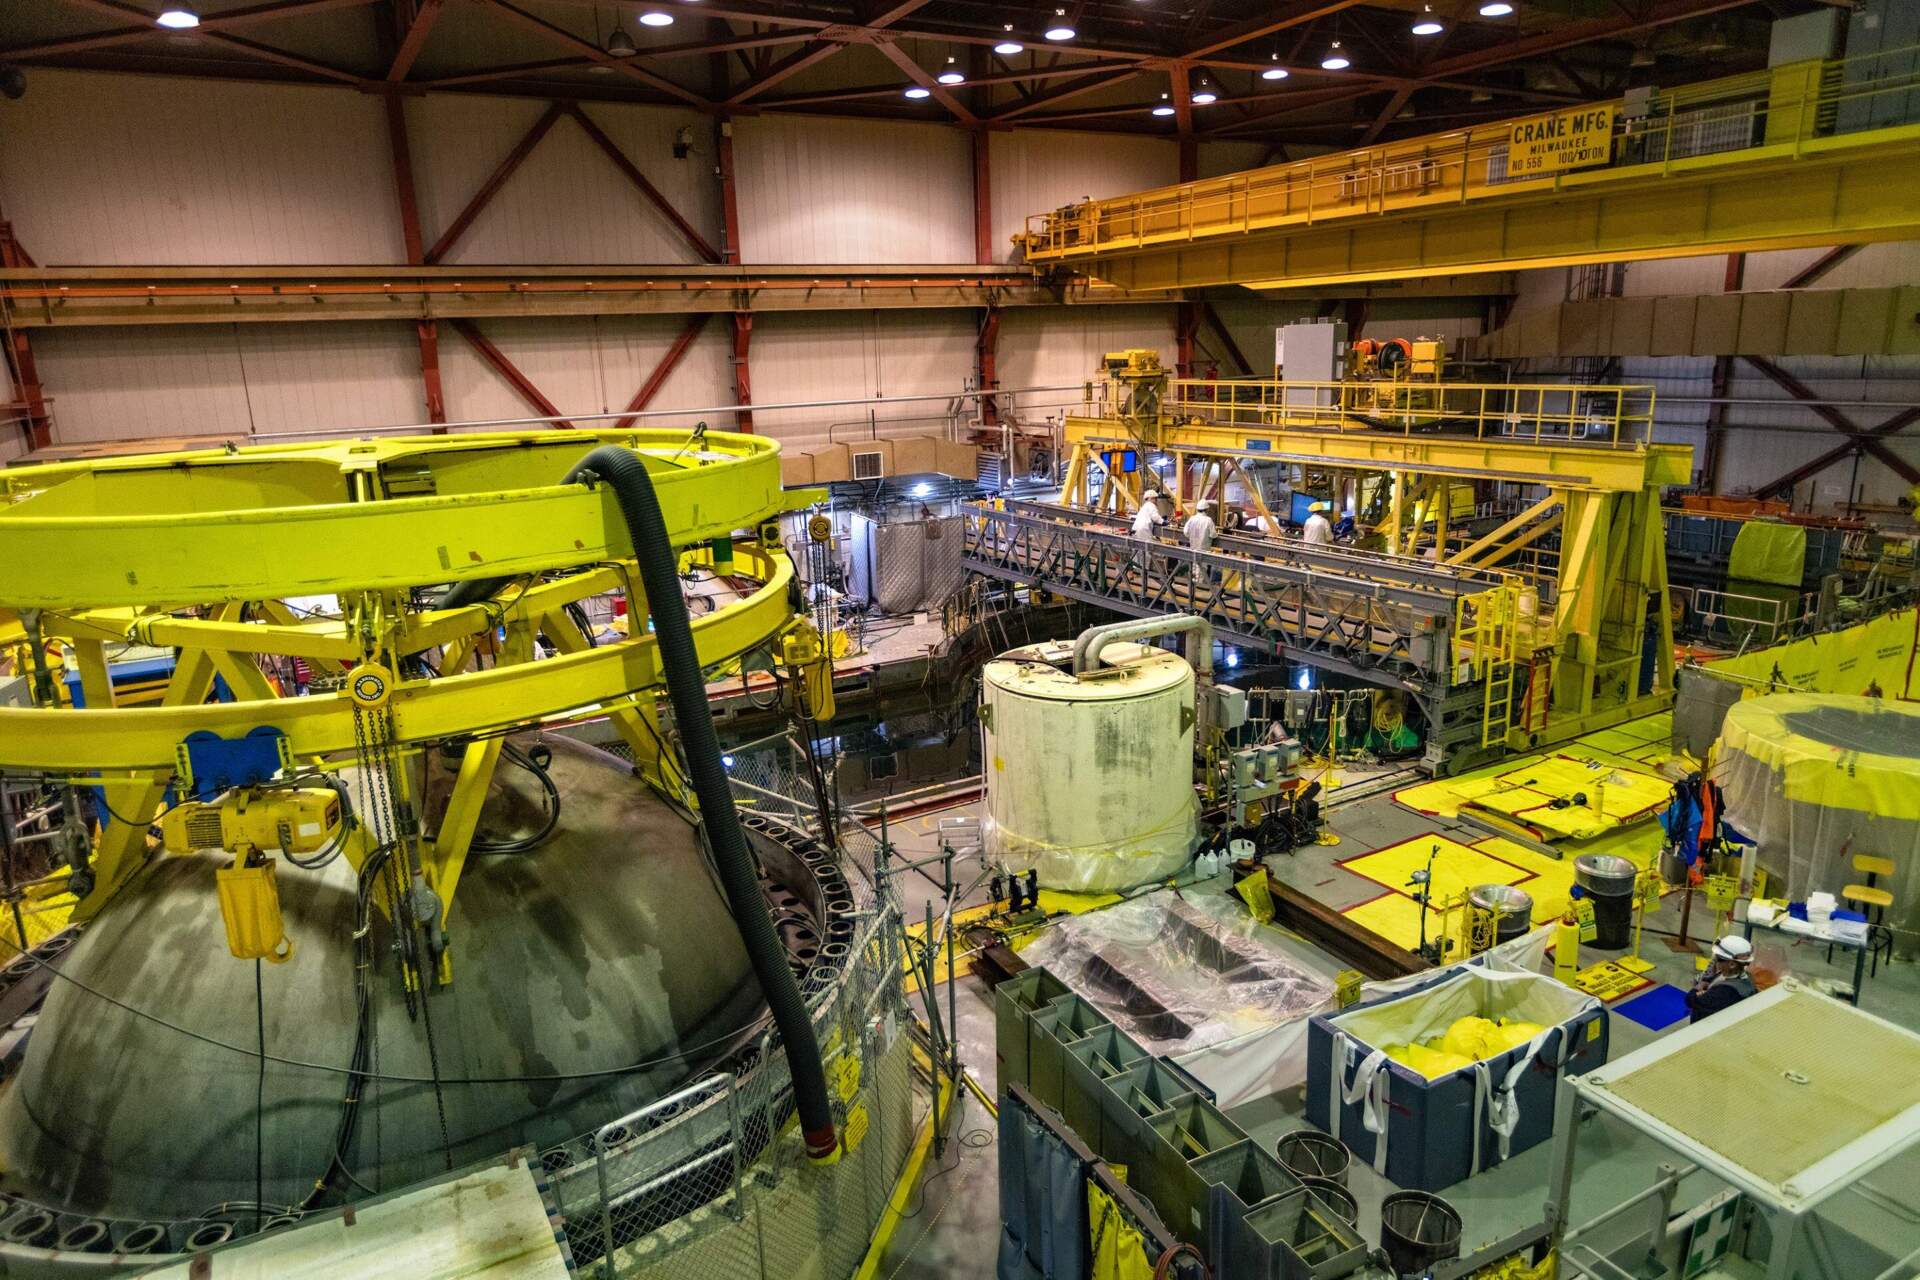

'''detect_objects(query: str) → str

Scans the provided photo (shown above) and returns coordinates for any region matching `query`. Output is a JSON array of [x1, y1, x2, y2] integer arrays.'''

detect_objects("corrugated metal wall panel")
[[988, 131, 1177, 265], [0, 70, 396, 265], [408, 95, 722, 265], [997, 305, 1175, 420], [732, 116, 972, 264], [441, 316, 733, 426], [748, 310, 977, 447]]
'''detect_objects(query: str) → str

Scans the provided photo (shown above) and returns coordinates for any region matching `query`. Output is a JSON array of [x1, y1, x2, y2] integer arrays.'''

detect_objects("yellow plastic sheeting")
[[1341, 893, 1438, 952], [1728, 521, 1807, 589], [1088, 1182, 1155, 1280], [1448, 756, 1673, 841], [1717, 692, 1920, 821], [1342, 836, 1527, 902], [1708, 607, 1920, 699]]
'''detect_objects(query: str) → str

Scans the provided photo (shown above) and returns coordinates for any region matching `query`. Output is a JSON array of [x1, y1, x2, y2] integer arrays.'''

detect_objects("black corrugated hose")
[[564, 446, 838, 1161]]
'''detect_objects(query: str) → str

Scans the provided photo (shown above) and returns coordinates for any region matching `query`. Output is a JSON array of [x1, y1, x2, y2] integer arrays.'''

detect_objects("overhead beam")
[[17, 0, 376, 59], [873, 36, 977, 124], [474, 0, 713, 108], [387, 0, 446, 82], [1781, 244, 1861, 289], [724, 0, 932, 107], [1753, 407, 1920, 499], [1743, 355, 1920, 487]]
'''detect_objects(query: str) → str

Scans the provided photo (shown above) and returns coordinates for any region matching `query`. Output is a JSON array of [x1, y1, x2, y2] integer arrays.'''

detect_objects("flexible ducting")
[[563, 446, 838, 1160]]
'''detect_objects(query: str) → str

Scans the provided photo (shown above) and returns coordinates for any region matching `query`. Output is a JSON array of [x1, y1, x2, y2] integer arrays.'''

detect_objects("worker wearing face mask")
[[1686, 935, 1757, 1023]]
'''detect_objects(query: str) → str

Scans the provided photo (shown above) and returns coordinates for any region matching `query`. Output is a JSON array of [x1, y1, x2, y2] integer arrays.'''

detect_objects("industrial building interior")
[[4, 0, 1920, 1276]]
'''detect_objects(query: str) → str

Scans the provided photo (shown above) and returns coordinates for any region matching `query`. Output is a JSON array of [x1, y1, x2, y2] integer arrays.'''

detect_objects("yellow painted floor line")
[[848, 1072, 958, 1280]]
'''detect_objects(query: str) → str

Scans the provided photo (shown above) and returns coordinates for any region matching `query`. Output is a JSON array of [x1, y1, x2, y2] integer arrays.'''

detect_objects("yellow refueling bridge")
[[1045, 348, 1691, 764]]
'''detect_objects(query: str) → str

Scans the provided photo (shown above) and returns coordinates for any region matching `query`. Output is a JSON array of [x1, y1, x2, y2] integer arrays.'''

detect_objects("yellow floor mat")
[[1341, 893, 1448, 953], [1445, 755, 1673, 841], [1395, 712, 1682, 823], [1342, 835, 1528, 902]]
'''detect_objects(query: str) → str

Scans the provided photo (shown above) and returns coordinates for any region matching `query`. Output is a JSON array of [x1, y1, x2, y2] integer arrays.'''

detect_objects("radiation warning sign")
[[1507, 104, 1617, 176]]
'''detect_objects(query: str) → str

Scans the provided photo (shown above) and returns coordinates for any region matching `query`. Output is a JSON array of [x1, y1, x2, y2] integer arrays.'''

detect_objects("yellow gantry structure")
[[1021, 52, 1920, 290], [0, 429, 816, 972], [1057, 355, 1691, 759]]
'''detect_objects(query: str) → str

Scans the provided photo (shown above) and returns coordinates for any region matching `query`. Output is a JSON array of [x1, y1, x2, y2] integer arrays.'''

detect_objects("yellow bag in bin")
[[1482, 1020, 1546, 1056], [1384, 1042, 1474, 1080], [1439, 1015, 1497, 1060]]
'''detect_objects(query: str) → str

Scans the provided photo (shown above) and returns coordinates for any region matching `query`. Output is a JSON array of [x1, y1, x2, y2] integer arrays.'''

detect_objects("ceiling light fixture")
[[1190, 77, 1216, 105], [937, 56, 964, 85], [1477, 1, 1514, 15], [638, 9, 674, 27], [1320, 40, 1349, 71], [904, 85, 932, 99], [155, 2, 199, 29], [1411, 5, 1443, 35], [996, 24, 1021, 55], [606, 25, 637, 57], [1152, 105, 1175, 116], [1044, 9, 1075, 41], [1262, 54, 1289, 81]]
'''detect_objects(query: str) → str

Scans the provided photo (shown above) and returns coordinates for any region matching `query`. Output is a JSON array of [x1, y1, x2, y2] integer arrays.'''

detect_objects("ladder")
[[1455, 586, 1519, 749]]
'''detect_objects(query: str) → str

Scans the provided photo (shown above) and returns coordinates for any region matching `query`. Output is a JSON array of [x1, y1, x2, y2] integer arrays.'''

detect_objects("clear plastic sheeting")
[[1019, 888, 1334, 1061], [1716, 693, 1920, 950], [981, 797, 1198, 895]]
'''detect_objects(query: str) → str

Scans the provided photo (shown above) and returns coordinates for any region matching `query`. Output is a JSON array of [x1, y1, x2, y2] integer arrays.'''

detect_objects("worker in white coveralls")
[[1686, 935, 1757, 1023], [1301, 500, 1334, 546], [1131, 493, 1165, 542], [1183, 499, 1217, 552]]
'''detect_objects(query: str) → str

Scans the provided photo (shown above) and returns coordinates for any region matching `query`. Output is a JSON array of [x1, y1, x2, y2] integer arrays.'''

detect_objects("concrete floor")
[[865, 769, 1920, 1279]]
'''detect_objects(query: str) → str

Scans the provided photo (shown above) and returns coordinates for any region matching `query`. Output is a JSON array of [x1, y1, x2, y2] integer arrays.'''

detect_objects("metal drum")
[[1574, 854, 1639, 949], [1467, 884, 1534, 946]]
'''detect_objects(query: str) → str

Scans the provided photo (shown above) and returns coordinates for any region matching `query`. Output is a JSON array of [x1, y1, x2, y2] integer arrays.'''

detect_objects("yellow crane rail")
[[1021, 50, 1920, 289]]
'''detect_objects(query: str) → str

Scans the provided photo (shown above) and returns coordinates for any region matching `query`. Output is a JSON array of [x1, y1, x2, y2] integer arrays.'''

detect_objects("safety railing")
[[1022, 45, 1920, 260], [1671, 583, 1800, 651], [1160, 377, 1655, 449]]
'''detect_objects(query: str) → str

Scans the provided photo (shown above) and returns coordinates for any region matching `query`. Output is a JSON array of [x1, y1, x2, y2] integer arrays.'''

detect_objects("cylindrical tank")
[[981, 640, 1197, 893], [0, 736, 782, 1223]]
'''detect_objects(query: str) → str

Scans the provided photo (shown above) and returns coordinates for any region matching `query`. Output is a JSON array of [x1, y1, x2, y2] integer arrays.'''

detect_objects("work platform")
[[963, 500, 1516, 773], [1021, 53, 1920, 290]]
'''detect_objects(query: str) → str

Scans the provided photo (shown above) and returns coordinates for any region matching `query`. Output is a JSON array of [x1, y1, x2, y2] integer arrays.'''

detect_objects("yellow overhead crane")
[[0, 429, 827, 977], [1057, 349, 1691, 755], [1020, 51, 1920, 290]]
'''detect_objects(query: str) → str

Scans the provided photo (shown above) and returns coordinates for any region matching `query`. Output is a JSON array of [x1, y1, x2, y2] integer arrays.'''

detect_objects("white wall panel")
[[441, 315, 732, 427], [408, 96, 721, 266], [747, 310, 977, 446], [733, 117, 971, 264], [998, 305, 1175, 420], [0, 70, 397, 265], [989, 131, 1177, 265]]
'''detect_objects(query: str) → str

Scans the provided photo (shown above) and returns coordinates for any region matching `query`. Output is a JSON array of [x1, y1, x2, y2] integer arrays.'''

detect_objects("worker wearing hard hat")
[[1685, 935, 1757, 1023], [1301, 501, 1334, 546], [1130, 492, 1166, 542], [1183, 499, 1218, 553]]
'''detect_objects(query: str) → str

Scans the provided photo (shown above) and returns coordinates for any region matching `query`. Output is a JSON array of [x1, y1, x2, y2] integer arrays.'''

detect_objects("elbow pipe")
[[563, 446, 838, 1162], [1071, 614, 1212, 676]]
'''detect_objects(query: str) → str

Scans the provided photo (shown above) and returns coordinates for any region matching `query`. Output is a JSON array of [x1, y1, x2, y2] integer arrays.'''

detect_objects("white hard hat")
[[1712, 935, 1753, 964], [1197, 499, 1216, 509]]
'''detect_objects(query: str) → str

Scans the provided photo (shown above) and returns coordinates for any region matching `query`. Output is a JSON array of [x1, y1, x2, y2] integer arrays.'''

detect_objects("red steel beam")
[[610, 313, 711, 429], [1782, 244, 1861, 290], [730, 313, 754, 433], [425, 101, 566, 265], [420, 32, 813, 88], [724, 0, 932, 107], [388, 0, 446, 82], [717, 122, 744, 265], [1756, 408, 1920, 500], [1699, 252, 1744, 492], [384, 95, 447, 428], [873, 37, 977, 124], [1200, 301, 1254, 376], [0, 221, 52, 451], [563, 103, 723, 264], [1744, 355, 1920, 491], [977, 305, 1000, 429], [450, 319, 571, 426]]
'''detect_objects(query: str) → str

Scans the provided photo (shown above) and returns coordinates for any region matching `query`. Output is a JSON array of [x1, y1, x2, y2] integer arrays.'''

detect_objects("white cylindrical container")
[[981, 640, 1198, 893]]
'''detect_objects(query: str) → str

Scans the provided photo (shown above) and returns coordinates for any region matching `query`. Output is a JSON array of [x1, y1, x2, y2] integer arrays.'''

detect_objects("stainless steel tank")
[[0, 736, 781, 1223]]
